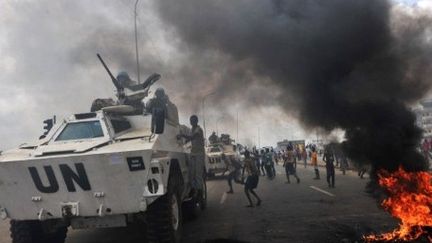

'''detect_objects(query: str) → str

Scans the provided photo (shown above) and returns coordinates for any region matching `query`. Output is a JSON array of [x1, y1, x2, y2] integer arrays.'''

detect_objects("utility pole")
[[216, 116, 224, 136], [258, 127, 261, 148], [134, 0, 141, 83], [236, 110, 239, 144]]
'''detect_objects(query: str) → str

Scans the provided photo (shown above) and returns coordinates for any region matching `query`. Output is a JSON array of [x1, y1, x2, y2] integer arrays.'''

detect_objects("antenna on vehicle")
[[96, 53, 125, 103], [134, 0, 141, 84]]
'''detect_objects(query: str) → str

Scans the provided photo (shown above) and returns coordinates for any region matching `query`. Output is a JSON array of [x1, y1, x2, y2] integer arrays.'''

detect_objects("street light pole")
[[258, 126, 261, 148], [134, 0, 141, 84], [236, 110, 239, 144], [216, 116, 225, 136]]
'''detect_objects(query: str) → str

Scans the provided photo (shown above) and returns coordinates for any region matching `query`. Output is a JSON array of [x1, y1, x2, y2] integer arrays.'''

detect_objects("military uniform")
[[208, 133, 219, 144]]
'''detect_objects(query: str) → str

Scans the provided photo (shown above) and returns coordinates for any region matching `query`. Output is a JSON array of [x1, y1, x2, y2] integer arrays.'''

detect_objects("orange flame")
[[364, 167, 432, 242]]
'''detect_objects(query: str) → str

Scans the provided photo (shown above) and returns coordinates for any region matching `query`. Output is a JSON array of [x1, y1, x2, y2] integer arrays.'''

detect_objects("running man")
[[242, 150, 262, 207], [323, 147, 335, 188]]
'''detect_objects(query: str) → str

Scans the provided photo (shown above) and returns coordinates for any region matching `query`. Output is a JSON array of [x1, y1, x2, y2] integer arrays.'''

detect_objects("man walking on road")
[[323, 147, 336, 188], [252, 147, 261, 174], [260, 149, 267, 176], [177, 115, 205, 196], [302, 147, 307, 168], [340, 153, 349, 175], [225, 154, 243, 193], [264, 148, 275, 179], [311, 147, 320, 180], [283, 145, 300, 184], [242, 149, 262, 207]]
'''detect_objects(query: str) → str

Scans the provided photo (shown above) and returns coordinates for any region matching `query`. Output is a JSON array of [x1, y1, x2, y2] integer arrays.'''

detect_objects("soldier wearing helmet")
[[145, 88, 179, 124], [146, 88, 166, 113]]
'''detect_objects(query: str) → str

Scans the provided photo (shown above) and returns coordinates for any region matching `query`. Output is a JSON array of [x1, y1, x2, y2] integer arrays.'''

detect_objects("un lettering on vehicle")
[[28, 163, 91, 193]]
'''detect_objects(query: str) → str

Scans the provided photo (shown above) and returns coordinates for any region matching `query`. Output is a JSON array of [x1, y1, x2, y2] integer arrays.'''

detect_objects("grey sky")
[[0, 0, 430, 150]]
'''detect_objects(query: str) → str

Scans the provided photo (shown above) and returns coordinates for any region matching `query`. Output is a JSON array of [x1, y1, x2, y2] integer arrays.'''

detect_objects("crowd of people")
[[219, 142, 360, 207], [193, 119, 375, 207]]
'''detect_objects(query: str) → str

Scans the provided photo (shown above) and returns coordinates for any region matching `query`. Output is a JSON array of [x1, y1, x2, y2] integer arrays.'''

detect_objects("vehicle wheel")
[[183, 172, 207, 219], [146, 168, 183, 243], [45, 226, 68, 243], [206, 171, 215, 179], [10, 220, 68, 243], [200, 173, 207, 210]]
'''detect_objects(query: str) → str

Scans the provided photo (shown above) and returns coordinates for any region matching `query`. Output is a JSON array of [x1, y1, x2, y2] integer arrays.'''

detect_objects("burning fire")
[[364, 167, 432, 242]]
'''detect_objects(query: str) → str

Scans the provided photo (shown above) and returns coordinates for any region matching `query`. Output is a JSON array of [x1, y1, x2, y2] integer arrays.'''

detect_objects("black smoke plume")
[[155, 0, 432, 174]]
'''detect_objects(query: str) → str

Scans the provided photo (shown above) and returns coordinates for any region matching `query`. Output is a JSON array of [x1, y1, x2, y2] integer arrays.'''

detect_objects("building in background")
[[414, 99, 432, 139], [276, 139, 305, 151]]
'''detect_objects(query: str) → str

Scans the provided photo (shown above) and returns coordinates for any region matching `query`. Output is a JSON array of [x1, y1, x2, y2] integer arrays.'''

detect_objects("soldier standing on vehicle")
[[146, 88, 167, 114], [209, 131, 219, 144], [177, 115, 205, 195], [242, 149, 262, 207], [322, 147, 335, 188]]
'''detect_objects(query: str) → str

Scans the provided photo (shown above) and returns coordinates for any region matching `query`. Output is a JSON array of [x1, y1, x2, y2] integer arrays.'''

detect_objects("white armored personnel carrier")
[[206, 134, 242, 178], [0, 54, 206, 243], [206, 144, 226, 177]]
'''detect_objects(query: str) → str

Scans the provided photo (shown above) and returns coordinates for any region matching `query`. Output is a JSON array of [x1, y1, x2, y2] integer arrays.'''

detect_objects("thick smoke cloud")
[[155, 0, 432, 172], [0, 0, 294, 149], [0, 0, 431, 167]]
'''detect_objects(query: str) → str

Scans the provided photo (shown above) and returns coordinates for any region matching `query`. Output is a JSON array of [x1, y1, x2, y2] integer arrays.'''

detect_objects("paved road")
[[0, 165, 397, 243]]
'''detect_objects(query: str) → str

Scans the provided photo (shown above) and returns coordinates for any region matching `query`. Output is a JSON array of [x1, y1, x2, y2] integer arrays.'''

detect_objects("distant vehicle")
[[206, 144, 226, 177], [0, 55, 206, 243], [206, 134, 243, 178]]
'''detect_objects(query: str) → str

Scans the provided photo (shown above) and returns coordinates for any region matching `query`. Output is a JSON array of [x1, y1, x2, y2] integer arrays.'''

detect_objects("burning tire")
[[10, 220, 68, 243], [146, 167, 183, 243]]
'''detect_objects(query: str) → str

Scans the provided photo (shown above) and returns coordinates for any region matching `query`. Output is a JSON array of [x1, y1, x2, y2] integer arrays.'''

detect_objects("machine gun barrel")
[[97, 53, 122, 90]]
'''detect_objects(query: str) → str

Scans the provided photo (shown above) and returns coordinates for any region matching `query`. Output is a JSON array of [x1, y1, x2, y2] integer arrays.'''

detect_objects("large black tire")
[[206, 171, 215, 179], [183, 171, 207, 219], [146, 168, 183, 243], [200, 173, 208, 210], [10, 220, 67, 243]]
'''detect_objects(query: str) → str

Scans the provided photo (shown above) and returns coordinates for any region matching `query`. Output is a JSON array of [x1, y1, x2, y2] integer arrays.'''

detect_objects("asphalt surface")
[[0, 164, 398, 243]]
